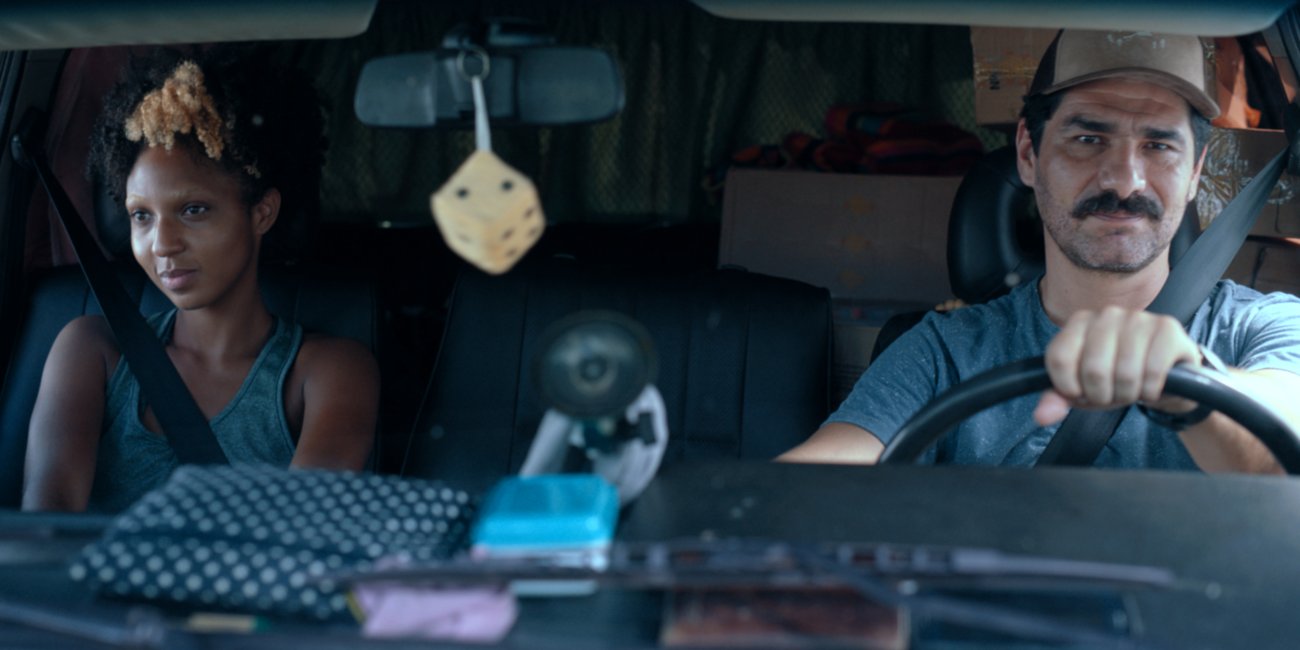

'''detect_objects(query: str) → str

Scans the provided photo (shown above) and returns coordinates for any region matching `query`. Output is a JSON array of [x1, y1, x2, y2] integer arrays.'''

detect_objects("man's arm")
[[780, 311, 947, 466], [1034, 306, 1293, 475], [777, 422, 884, 464], [1174, 369, 1297, 475]]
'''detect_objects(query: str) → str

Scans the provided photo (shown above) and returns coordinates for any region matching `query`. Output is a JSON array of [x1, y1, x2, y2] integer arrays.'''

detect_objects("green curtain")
[[269, 0, 1007, 227]]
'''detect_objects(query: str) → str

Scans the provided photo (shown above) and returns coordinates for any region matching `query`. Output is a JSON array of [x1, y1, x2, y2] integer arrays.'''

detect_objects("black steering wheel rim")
[[877, 356, 1300, 474]]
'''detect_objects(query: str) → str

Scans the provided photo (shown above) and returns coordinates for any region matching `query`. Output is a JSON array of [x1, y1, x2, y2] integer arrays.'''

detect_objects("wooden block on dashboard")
[[660, 587, 906, 648]]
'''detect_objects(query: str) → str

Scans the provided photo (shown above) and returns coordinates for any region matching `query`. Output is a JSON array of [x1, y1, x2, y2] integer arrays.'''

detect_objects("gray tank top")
[[88, 310, 303, 513]]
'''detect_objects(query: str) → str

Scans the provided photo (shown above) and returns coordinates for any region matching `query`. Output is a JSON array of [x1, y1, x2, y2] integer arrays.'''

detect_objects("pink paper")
[[354, 582, 518, 643]]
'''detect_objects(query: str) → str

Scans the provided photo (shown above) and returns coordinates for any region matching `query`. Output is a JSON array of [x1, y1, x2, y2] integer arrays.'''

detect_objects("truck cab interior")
[[1, 1, 1299, 647]]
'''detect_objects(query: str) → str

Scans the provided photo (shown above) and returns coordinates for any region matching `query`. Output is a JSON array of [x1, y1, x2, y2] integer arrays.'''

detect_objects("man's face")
[[1017, 78, 1205, 274]]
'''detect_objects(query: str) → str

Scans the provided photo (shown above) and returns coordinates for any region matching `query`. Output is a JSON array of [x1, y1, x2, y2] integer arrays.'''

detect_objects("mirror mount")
[[355, 17, 624, 128], [442, 17, 556, 49]]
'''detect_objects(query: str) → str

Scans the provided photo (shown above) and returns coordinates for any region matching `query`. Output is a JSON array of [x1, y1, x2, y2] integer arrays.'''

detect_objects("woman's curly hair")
[[88, 46, 327, 260]]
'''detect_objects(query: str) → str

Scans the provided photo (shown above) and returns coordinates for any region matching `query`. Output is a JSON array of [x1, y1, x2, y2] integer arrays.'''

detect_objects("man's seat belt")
[[1036, 142, 1292, 467], [12, 130, 229, 465]]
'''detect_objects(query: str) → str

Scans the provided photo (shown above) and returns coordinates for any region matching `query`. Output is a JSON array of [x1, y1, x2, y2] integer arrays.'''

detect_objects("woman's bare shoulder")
[[294, 332, 379, 390], [55, 315, 121, 370], [287, 332, 379, 470]]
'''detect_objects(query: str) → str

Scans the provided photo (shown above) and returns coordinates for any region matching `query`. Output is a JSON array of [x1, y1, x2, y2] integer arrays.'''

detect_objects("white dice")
[[431, 149, 546, 275]]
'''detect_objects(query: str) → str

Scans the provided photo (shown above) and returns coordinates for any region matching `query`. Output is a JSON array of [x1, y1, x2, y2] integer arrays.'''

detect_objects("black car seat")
[[0, 261, 380, 509], [401, 257, 832, 492], [870, 146, 1201, 361]]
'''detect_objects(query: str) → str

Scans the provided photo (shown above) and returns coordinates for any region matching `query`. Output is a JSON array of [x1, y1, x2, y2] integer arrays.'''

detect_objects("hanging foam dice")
[[432, 149, 546, 275]]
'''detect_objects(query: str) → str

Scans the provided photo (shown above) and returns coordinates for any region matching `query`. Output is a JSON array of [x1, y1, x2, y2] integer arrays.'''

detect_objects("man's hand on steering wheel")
[[1033, 306, 1203, 427], [877, 309, 1295, 474]]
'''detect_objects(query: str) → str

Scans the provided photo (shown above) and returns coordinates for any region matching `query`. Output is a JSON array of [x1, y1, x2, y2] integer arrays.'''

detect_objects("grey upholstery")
[[401, 258, 833, 492]]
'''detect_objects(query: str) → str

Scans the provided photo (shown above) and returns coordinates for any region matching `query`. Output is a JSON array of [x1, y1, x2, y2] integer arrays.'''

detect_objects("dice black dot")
[[501, 180, 514, 192], [456, 187, 469, 199], [524, 207, 536, 219], [528, 226, 541, 238], [505, 248, 519, 258], [501, 228, 514, 241]]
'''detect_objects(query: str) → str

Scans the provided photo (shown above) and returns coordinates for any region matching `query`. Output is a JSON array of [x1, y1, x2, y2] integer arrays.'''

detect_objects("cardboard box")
[[1198, 127, 1300, 238], [969, 27, 1058, 126], [1225, 238, 1300, 297], [719, 169, 960, 305], [720, 169, 959, 393]]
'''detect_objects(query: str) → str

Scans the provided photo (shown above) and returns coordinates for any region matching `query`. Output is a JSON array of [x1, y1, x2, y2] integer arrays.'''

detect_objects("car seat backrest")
[[945, 146, 1045, 306], [0, 262, 380, 509], [401, 258, 832, 493]]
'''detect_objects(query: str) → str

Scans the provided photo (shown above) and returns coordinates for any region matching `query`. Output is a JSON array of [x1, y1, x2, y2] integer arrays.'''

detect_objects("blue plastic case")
[[472, 474, 619, 552], [471, 475, 619, 596]]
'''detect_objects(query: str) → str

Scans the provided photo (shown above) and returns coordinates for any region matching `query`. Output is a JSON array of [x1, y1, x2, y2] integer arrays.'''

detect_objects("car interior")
[[2, 0, 1300, 647], [2, 1, 984, 501]]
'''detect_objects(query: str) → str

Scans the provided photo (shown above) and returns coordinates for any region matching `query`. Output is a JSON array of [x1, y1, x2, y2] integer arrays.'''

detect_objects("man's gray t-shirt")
[[826, 279, 1300, 469]]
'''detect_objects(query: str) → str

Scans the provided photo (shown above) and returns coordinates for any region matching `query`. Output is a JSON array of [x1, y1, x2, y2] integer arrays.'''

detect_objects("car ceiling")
[[0, 0, 377, 51], [0, 0, 1292, 52], [692, 0, 1296, 36]]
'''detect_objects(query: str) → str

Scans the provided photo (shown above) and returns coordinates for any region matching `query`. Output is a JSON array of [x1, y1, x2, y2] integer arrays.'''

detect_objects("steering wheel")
[[877, 356, 1300, 474]]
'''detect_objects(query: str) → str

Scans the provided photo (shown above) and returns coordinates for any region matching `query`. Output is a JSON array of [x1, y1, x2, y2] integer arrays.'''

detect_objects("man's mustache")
[[1071, 191, 1162, 221]]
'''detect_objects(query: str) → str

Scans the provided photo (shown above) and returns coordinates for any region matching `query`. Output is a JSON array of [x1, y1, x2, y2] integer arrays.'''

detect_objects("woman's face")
[[124, 145, 277, 311]]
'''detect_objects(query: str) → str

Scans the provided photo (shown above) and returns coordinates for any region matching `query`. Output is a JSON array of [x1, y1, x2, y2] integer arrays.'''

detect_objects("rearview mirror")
[[354, 47, 624, 127]]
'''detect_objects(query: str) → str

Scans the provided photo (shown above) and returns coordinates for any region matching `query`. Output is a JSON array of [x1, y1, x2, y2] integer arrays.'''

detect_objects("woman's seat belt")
[[12, 130, 229, 465]]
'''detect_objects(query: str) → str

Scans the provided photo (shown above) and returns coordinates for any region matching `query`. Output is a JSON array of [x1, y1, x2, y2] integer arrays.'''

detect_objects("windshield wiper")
[[793, 547, 1157, 650], [0, 597, 198, 650], [329, 539, 1177, 591], [329, 539, 1181, 649]]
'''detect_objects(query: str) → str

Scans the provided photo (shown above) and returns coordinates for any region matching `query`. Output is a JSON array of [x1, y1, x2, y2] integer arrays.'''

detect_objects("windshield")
[[2, 1, 1300, 648]]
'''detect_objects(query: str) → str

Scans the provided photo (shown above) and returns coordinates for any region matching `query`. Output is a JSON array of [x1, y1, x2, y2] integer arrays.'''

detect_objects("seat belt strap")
[[1148, 148, 1289, 318], [1037, 145, 1290, 467], [13, 133, 229, 465]]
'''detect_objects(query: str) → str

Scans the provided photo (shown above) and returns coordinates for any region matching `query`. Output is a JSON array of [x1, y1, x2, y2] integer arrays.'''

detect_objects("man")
[[781, 30, 1300, 474]]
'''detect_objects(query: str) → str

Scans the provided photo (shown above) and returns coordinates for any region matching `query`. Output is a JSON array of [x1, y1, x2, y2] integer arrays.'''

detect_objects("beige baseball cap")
[[1028, 30, 1220, 119]]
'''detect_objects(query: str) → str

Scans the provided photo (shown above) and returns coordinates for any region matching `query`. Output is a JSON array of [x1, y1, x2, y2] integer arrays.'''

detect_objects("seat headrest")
[[946, 146, 1044, 305]]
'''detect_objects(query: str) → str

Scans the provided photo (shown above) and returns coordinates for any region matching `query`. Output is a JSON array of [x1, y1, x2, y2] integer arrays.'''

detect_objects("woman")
[[23, 48, 379, 512]]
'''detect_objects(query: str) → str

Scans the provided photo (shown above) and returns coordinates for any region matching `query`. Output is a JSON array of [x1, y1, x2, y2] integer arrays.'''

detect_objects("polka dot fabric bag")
[[69, 465, 477, 622]]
